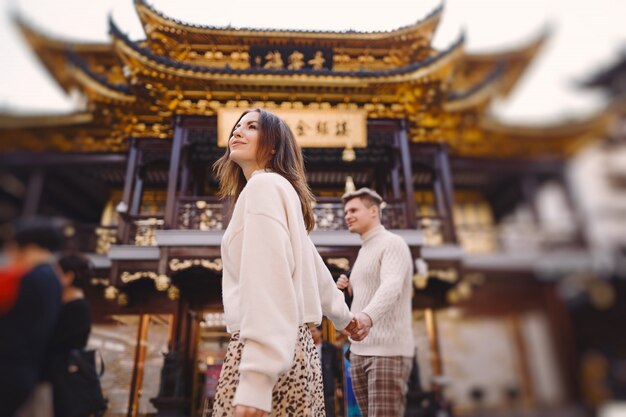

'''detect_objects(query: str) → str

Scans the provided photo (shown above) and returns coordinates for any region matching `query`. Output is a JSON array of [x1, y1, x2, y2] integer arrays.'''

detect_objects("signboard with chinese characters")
[[217, 108, 367, 149]]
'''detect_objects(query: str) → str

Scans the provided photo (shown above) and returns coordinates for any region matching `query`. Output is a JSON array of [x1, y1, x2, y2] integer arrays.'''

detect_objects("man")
[[0, 218, 63, 417], [337, 188, 415, 417], [310, 325, 342, 417]]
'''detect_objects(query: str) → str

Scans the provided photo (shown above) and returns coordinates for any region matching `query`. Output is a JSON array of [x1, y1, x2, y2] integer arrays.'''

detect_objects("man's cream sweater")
[[349, 225, 415, 358], [220, 170, 353, 412]]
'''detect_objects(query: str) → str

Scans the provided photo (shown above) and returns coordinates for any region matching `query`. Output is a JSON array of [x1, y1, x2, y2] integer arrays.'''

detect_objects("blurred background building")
[[0, 1, 625, 416]]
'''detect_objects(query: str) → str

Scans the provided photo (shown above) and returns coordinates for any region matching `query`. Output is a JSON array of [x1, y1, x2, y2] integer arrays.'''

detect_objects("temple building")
[[0, 1, 621, 416]]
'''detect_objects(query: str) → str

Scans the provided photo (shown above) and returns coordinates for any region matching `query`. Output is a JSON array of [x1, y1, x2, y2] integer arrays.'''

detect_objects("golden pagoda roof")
[[441, 29, 549, 113], [0, 112, 92, 129], [111, 17, 465, 87], [15, 16, 120, 93], [447, 108, 615, 158], [3, 5, 612, 160], [135, 0, 443, 48], [66, 52, 135, 104], [456, 29, 549, 97]]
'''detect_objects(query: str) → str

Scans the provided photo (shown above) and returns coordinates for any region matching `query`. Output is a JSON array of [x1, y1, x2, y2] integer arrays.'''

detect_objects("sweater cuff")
[[362, 306, 380, 326], [233, 371, 276, 412], [334, 312, 354, 332]]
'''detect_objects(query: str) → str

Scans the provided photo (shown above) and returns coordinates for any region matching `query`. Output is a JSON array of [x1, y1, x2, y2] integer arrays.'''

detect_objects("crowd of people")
[[0, 218, 99, 417]]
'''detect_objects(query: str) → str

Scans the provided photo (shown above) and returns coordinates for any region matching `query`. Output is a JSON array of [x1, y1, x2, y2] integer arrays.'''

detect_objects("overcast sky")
[[0, 0, 624, 123]]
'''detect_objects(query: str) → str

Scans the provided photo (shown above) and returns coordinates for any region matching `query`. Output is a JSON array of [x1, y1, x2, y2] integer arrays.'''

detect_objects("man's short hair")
[[10, 217, 64, 252], [341, 187, 384, 208]]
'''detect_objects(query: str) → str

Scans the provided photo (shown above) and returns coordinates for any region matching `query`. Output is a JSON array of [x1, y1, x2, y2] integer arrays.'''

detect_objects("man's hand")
[[342, 315, 368, 342], [336, 274, 352, 296], [233, 405, 267, 417], [351, 312, 372, 341]]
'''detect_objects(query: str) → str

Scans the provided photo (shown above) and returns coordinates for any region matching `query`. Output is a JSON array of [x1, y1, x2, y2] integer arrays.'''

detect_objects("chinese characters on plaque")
[[250, 46, 331, 71], [217, 108, 367, 149]]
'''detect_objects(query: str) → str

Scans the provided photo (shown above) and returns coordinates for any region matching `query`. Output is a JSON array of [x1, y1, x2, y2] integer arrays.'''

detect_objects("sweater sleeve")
[[233, 179, 300, 412], [362, 236, 412, 324], [310, 239, 353, 330]]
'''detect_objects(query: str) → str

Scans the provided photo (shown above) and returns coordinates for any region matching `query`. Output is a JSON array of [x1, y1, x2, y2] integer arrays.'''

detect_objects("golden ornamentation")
[[413, 273, 429, 289], [430, 268, 458, 283], [287, 51, 305, 70], [117, 292, 129, 306], [104, 285, 119, 300], [263, 51, 284, 69], [327, 258, 350, 271], [120, 271, 157, 283], [169, 258, 223, 272], [308, 51, 325, 70], [344, 176, 356, 194], [155, 274, 171, 291], [167, 285, 180, 300]]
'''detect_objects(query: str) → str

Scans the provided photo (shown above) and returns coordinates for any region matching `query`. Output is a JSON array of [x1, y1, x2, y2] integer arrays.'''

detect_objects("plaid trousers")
[[350, 354, 413, 417]]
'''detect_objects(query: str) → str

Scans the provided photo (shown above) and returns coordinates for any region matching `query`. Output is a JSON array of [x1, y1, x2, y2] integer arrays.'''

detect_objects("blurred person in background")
[[48, 253, 94, 417], [0, 218, 63, 417], [310, 325, 342, 417]]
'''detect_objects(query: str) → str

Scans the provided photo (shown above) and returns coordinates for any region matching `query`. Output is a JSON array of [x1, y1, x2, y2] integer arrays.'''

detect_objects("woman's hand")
[[233, 405, 268, 417]]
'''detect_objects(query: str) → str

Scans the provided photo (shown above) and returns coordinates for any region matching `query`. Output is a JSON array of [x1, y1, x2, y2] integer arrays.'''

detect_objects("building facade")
[[0, 2, 620, 416]]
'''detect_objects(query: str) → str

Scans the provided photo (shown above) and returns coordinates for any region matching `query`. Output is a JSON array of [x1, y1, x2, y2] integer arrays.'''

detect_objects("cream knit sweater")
[[220, 170, 353, 412], [349, 225, 415, 358]]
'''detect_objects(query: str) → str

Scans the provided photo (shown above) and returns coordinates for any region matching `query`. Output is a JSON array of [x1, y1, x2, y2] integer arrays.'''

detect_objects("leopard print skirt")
[[210, 325, 325, 417]]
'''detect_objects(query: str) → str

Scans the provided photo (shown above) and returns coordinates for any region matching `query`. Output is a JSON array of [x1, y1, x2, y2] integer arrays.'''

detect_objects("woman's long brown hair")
[[213, 108, 316, 232]]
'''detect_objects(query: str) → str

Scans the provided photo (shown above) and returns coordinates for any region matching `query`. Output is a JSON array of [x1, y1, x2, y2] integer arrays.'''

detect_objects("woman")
[[53, 254, 92, 351], [50, 253, 94, 417], [211, 109, 363, 417]]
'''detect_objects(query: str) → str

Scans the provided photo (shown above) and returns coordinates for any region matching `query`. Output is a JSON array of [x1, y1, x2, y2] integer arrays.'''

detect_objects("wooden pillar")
[[130, 173, 144, 217], [128, 314, 151, 417], [521, 175, 540, 223], [541, 283, 579, 402], [508, 314, 535, 409], [424, 308, 444, 391], [165, 117, 186, 229], [398, 120, 416, 228], [558, 170, 588, 247], [119, 139, 139, 243], [322, 318, 337, 344], [434, 145, 458, 243], [22, 168, 45, 217], [179, 138, 191, 198], [390, 167, 402, 199]]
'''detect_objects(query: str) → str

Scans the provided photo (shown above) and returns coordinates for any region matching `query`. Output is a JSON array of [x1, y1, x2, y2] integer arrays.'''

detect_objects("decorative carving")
[[327, 258, 350, 271], [308, 51, 325, 70], [95, 226, 117, 254], [120, 271, 171, 291], [263, 51, 284, 69], [133, 217, 164, 246], [177, 200, 224, 230], [104, 285, 119, 300], [120, 271, 158, 284], [169, 258, 223, 272], [167, 285, 180, 300], [287, 51, 305, 70]]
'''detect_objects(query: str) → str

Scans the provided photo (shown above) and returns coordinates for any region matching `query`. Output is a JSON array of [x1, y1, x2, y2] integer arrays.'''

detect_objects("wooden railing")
[[105, 196, 588, 251]]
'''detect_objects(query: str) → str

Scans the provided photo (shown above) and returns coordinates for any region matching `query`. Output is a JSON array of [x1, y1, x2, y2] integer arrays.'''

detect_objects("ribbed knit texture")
[[349, 225, 415, 357], [220, 170, 353, 412]]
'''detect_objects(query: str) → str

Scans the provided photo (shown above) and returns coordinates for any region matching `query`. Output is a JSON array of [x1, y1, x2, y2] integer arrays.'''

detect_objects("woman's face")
[[229, 111, 261, 169], [59, 270, 75, 289]]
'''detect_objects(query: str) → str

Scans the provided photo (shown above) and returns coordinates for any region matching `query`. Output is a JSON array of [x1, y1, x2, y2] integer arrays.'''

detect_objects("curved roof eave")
[[111, 17, 464, 86], [443, 63, 506, 112], [134, 0, 443, 44]]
